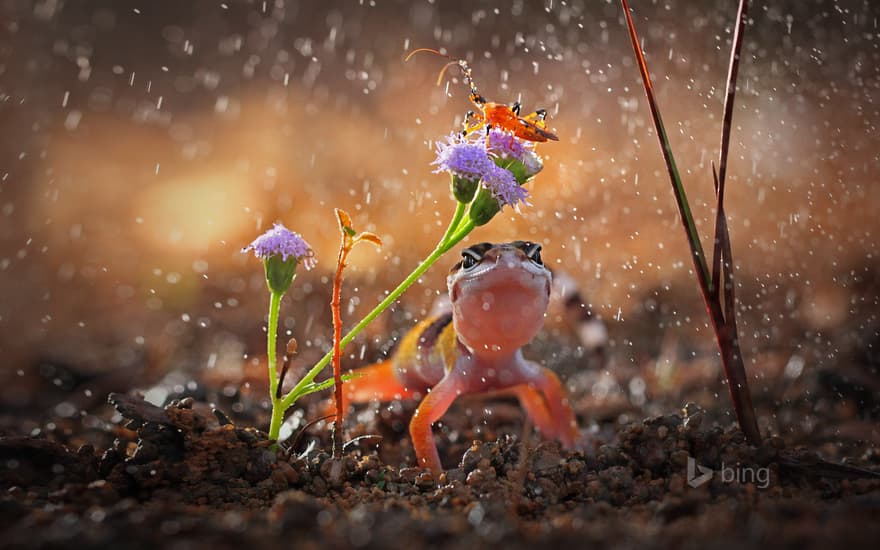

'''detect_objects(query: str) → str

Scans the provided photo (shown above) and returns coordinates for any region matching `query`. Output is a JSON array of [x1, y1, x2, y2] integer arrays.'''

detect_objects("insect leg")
[[460, 110, 476, 135], [522, 109, 548, 123], [463, 117, 486, 138]]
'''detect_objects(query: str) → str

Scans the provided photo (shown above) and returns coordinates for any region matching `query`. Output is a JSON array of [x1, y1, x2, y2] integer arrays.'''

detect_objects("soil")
[[2, 273, 880, 550], [2, 335, 880, 550]]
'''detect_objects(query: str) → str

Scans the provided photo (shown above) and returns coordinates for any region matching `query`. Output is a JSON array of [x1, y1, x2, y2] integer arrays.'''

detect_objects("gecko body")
[[339, 241, 581, 473]]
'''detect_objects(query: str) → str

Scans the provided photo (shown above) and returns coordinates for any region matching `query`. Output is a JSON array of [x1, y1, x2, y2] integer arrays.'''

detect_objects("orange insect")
[[405, 48, 559, 143]]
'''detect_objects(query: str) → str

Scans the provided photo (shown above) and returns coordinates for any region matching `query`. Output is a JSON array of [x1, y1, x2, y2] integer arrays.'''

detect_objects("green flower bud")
[[451, 174, 479, 203], [243, 223, 316, 296], [468, 186, 501, 226], [264, 255, 299, 295], [494, 150, 543, 185]]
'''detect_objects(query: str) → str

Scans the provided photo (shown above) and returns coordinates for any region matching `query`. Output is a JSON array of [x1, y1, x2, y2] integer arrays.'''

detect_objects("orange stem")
[[331, 234, 353, 458]]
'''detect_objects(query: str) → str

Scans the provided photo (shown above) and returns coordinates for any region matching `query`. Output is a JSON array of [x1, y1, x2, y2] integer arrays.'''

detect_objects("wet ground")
[[2, 274, 878, 549]]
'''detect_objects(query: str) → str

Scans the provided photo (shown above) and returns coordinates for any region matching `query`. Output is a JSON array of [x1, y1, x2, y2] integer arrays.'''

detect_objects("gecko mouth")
[[452, 257, 549, 301], [451, 260, 550, 322], [448, 248, 552, 353]]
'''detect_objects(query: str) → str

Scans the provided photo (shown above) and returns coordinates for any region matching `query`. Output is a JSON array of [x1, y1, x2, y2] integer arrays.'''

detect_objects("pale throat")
[[450, 267, 550, 361]]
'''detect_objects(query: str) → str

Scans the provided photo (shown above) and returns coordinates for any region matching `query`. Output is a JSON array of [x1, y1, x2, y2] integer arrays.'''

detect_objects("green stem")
[[279, 211, 474, 413], [440, 201, 467, 244], [447, 218, 475, 244], [655, 122, 712, 288], [266, 291, 285, 440], [620, 0, 711, 290]]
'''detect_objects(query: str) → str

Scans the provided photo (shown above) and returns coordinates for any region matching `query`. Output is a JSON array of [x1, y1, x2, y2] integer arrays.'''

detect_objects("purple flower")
[[431, 133, 495, 181], [432, 131, 534, 210], [243, 223, 316, 269], [486, 128, 531, 160], [484, 164, 530, 208]]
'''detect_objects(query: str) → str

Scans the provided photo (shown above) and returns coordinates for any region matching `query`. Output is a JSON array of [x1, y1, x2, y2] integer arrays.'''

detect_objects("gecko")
[[336, 241, 602, 473]]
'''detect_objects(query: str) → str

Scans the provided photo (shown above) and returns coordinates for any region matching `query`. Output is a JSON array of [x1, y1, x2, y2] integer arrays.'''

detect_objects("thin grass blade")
[[620, 0, 712, 290]]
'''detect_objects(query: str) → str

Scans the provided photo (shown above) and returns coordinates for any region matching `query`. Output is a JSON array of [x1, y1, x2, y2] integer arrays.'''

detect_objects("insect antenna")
[[453, 59, 479, 95], [405, 48, 480, 95], [435, 61, 462, 86], [404, 48, 449, 62]]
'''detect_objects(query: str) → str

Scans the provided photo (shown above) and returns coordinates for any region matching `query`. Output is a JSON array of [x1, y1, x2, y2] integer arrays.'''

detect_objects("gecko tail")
[[319, 359, 414, 416], [345, 359, 414, 403]]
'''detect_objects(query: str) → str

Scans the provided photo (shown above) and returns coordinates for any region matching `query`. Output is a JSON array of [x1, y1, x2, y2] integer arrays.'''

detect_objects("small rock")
[[460, 441, 492, 473], [398, 467, 421, 483], [277, 461, 300, 485], [415, 471, 434, 488], [531, 442, 564, 473], [311, 476, 327, 496], [466, 466, 496, 486], [443, 468, 467, 484], [270, 467, 289, 489], [108, 393, 173, 427], [321, 458, 347, 487], [683, 412, 703, 430]]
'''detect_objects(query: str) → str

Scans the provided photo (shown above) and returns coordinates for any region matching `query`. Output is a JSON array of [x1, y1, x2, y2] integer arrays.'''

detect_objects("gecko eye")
[[527, 245, 543, 266], [461, 252, 479, 270]]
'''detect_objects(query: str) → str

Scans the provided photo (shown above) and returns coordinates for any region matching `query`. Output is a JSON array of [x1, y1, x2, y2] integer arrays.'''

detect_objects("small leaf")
[[293, 372, 361, 399], [356, 232, 383, 247], [335, 208, 354, 231]]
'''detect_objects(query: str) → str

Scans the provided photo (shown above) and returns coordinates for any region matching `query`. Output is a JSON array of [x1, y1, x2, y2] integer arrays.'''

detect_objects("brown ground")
[[2, 280, 878, 550]]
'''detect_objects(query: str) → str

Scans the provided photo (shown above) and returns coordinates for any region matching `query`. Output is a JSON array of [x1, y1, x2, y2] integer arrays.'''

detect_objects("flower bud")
[[263, 255, 299, 295], [243, 223, 315, 296], [451, 174, 479, 203], [467, 186, 501, 226], [495, 150, 543, 185]]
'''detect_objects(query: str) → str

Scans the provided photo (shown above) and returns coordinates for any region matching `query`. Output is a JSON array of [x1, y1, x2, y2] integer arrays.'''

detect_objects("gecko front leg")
[[515, 360, 579, 447], [409, 370, 464, 473]]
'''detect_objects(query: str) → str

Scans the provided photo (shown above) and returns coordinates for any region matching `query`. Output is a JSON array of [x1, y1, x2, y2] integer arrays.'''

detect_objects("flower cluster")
[[243, 223, 316, 296], [431, 134, 492, 182], [482, 162, 528, 207], [486, 127, 528, 159], [243, 223, 316, 269], [431, 129, 542, 211]]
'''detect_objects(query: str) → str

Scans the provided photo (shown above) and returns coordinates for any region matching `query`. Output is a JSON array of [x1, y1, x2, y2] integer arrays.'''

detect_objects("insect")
[[327, 242, 588, 473], [405, 48, 559, 143]]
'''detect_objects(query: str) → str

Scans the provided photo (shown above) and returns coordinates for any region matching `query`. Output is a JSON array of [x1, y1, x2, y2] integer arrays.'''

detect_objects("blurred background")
[[0, 0, 877, 439]]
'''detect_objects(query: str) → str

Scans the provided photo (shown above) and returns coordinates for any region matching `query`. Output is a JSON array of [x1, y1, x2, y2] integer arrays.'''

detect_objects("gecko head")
[[447, 241, 551, 356]]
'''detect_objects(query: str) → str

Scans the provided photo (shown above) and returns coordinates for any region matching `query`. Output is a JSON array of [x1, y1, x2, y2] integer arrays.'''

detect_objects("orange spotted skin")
[[392, 312, 458, 389], [338, 241, 579, 474]]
